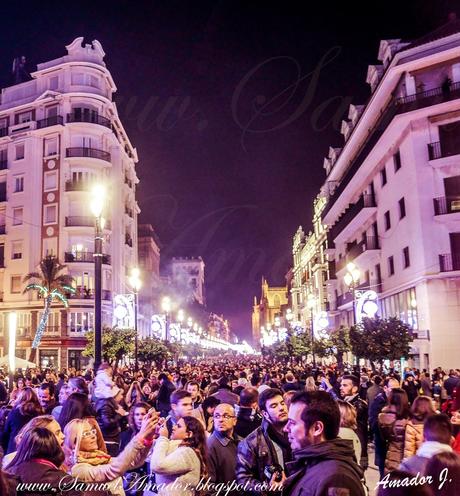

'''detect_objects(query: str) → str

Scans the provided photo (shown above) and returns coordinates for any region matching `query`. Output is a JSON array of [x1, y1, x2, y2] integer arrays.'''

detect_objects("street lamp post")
[[344, 262, 361, 324], [91, 185, 105, 372], [129, 268, 142, 371], [307, 294, 317, 368], [162, 296, 172, 342]]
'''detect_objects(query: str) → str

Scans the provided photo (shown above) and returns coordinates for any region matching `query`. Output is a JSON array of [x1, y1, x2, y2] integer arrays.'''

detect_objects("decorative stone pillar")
[[405, 72, 416, 96], [452, 63, 460, 84]]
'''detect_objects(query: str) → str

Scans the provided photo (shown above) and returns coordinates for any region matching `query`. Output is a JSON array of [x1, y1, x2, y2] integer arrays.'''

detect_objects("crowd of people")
[[0, 359, 458, 495]]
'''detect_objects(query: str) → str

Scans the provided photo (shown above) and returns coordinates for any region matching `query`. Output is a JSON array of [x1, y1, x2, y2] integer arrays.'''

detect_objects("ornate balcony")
[[66, 147, 111, 162], [64, 252, 111, 264], [67, 112, 111, 129], [65, 180, 91, 192], [439, 253, 460, 272], [36, 115, 63, 129], [329, 194, 377, 243]]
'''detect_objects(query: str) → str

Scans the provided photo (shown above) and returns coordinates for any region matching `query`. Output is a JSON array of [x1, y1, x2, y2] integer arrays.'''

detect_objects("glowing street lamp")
[[307, 293, 317, 368], [90, 184, 106, 371], [129, 267, 142, 371], [162, 296, 172, 342], [344, 262, 360, 324]]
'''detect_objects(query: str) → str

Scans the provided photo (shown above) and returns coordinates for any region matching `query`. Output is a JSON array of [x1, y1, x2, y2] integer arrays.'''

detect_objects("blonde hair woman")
[[63, 414, 158, 496], [337, 400, 362, 464]]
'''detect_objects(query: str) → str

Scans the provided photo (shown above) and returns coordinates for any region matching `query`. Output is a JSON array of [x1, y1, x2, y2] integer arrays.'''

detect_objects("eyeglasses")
[[82, 428, 97, 438], [213, 414, 235, 420]]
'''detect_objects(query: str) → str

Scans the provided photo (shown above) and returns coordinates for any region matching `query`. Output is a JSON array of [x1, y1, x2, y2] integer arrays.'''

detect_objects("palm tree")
[[23, 255, 75, 362]]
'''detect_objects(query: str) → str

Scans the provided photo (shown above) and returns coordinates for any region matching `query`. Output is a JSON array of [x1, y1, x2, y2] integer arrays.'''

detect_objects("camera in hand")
[[264, 464, 283, 482]]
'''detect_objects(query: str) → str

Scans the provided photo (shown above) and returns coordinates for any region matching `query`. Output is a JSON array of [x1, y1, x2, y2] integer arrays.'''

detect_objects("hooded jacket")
[[284, 438, 366, 496]]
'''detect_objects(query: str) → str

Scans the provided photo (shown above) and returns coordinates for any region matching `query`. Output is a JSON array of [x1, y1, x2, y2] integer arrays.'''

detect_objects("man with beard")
[[339, 375, 368, 469], [236, 388, 292, 492], [283, 390, 365, 496]]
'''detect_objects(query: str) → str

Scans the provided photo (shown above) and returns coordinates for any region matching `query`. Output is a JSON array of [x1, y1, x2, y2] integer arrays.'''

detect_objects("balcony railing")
[[322, 81, 460, 222], [65, 216, 111, 229], [68, 287, 112, 300], [337, 236, 380, 272], [67, 112, 112, 129], [433, 197, 460, 215], [64, 252, 111, 264], [65, 216, 94, 227], [66, 147, 111, 162], [428, 140, 460, 160], [0, 160, 7, 170], [36, 115, 63, 129], [439, 253, 460, 272], [329, 193, 376, 241]]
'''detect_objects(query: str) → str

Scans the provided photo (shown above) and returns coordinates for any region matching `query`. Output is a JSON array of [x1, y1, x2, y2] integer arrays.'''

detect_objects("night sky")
[[1, 1, 458, 340]]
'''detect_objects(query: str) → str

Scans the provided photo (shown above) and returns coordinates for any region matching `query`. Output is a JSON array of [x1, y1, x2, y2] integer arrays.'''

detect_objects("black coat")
[[235, 407, 262, 438], [207, 431, 241, 485], [1, 407, 36, 454], [156, 380, 175, 416], [95, 398, 124, 443], [284, 438, 366, 496], [347, 393, 369, 468]]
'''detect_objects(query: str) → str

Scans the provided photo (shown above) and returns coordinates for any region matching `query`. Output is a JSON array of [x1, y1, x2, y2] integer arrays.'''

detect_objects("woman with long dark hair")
[[6, 427, 77, 494], [378, 388, 410, 473], [2, 415, 64, 470], [403, 395, 436, 458], [151, 415, 208, 495], [1, 387, 43, 454], [58, 392, 95, 429]]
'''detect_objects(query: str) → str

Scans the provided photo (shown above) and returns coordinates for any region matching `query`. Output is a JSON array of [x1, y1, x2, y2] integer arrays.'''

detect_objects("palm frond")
[[52, 291, 69, 308], [61, 284, 76, 293], [23, 272, 41, 283], [23, 283, 48, 296]]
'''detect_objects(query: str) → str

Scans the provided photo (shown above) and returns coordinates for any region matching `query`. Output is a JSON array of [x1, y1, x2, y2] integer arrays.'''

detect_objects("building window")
[[399, 197, 406, 219], [44, 171, 58, 191], [71, 73, 85, 85], [15, 144, 25, 160], [12, 207, 23, 225], [380, 167, 387, 187], [44, 137, 58, 156], [16, 111, 32, 124], [11, 240, 22, 259], [394, 150, 402, 172], [38, 349, 59, 369], [11, 275, 21, 293], [44, 204, 57, 225], [388, 256, 395, 276], [49, 76, 58, 90], [14, 176, 24, 193], [69, 312, 94, 333], [403, 246, 410, 268], [384, 210, 391, 231], [0, 243, 4, 267]]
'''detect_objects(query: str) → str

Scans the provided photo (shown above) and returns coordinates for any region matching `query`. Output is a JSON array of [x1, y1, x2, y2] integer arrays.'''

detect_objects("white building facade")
[[0, 37, 139, 369], [321, 25, 460, 370]]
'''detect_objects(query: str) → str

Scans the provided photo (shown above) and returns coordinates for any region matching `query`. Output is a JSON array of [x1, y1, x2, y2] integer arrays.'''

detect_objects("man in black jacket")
[[236, 388, 291, 493], [340, 374, 368, 469], [235, 387, 262, 438], [369, 376, 400, 477], [156, 373, 176, 417], [95, 386, 128, 456], [284, 390, 365, 496]]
